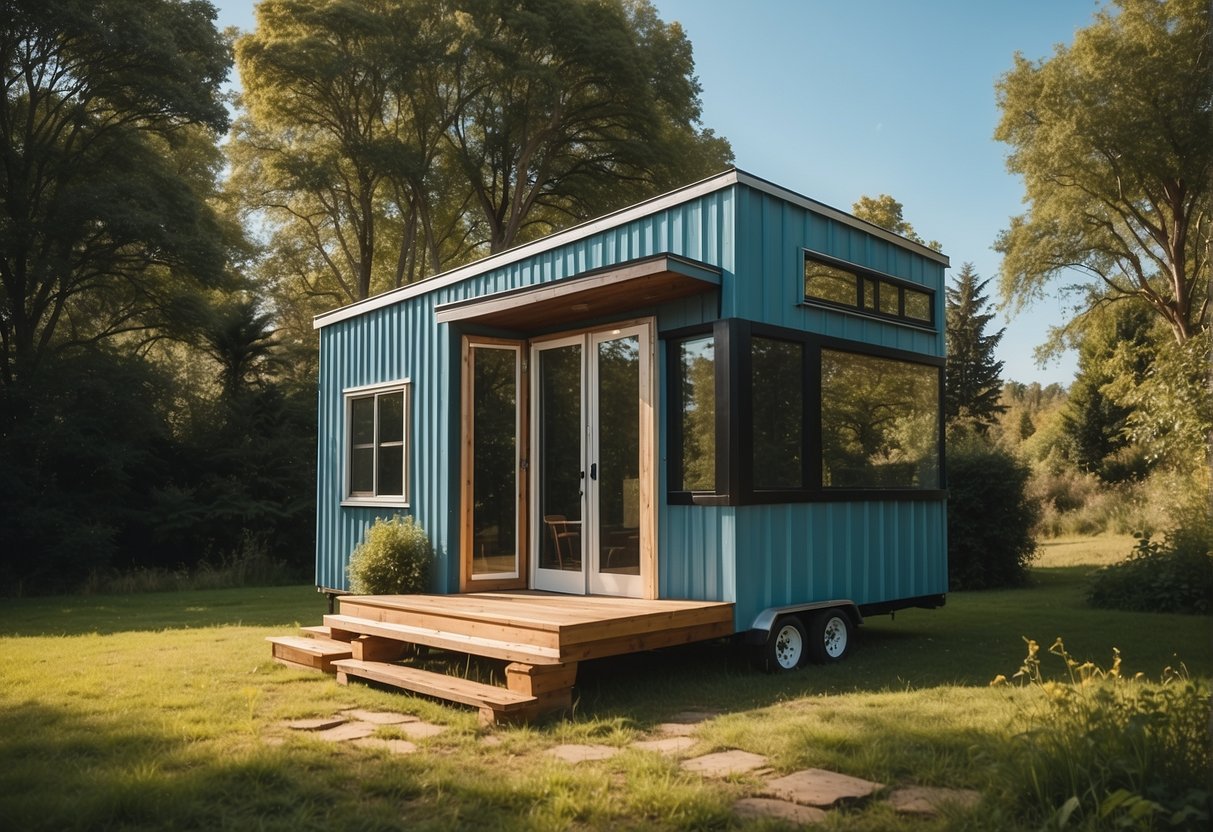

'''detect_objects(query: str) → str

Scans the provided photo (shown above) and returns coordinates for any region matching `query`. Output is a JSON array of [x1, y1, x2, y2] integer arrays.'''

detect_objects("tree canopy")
[[994, 0, 1211, 345], [231, 0, 732, 314], [851, 194, 940, 251], [0, 0, 234, 386]]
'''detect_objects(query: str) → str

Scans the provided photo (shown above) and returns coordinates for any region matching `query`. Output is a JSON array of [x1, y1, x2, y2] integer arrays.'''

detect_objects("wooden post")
[[350, 635, 409, 662], [504, 662, 577, 721]]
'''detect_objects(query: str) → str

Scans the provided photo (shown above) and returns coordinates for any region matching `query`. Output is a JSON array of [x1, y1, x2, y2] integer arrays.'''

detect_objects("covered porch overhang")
[[433, 253, 721, 331]]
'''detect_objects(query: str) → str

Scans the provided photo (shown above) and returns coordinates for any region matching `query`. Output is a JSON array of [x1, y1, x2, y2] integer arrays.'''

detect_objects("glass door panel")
[[589, 328, 645, 597], [469, 345, 519, 580], [532, 337, 586, 593]]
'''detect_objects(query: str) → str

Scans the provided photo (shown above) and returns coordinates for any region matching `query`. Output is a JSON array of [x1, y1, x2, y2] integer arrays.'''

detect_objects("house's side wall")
[[721, 184, 949, 629], [731, 502, 947, 629], [316, 187, 737, 594]]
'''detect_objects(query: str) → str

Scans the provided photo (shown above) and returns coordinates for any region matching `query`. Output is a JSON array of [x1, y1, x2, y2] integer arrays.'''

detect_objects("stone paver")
[[888, 786, 982, 817], [352, 737, 419, 755], [547, 744, 621, 763], [342, 709, 419, 725], [733, 797, 828, 826], [681, 750, 768, 777], [287, 717, 348, 732], [631, 736, 696, 756], [394, 721, 447, 739], [762, 768, 884, 808], [312, 722, 377, 742]]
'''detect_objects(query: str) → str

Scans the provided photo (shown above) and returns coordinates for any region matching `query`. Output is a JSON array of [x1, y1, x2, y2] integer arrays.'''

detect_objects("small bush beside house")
[[347, 516, 432, 595], [947, 433, 1039, 589]]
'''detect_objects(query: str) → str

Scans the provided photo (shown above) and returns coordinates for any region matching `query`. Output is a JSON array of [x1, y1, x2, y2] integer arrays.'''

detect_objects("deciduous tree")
[[994, 0, 1211, 345], [0, 0, 233, 386]]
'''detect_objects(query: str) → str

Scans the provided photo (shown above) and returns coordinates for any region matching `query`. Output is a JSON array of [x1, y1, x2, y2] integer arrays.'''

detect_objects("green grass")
[[0, 537, 1207, 831]]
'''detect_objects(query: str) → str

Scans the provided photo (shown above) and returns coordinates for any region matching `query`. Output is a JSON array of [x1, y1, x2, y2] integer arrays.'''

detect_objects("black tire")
[[760, 616, 808, 673], [806, 608, 853, 664]]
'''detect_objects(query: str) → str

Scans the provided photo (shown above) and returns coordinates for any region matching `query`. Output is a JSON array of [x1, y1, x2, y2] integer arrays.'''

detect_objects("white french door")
[[530, 323, 652, 597]]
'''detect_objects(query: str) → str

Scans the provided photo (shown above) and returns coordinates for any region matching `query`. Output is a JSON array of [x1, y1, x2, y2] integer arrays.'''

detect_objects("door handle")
[[590, 462, 597, 481]]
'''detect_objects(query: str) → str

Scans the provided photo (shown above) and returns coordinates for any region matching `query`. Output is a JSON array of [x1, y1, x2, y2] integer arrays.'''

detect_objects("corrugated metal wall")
[[730, 501, 947, 629], [315, 177, 948, 626], [316, 188, 735, 592]]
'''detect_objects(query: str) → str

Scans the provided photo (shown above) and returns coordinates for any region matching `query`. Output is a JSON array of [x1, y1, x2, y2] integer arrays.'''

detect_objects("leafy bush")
[[947, 433, 1040, 588], [347, 516, 432, 595], [1086, 532, 1213, 615], [993, 639, 1211, 831]]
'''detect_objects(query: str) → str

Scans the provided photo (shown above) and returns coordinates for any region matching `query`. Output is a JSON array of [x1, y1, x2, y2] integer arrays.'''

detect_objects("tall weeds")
[[993, 639, 1211, 831]]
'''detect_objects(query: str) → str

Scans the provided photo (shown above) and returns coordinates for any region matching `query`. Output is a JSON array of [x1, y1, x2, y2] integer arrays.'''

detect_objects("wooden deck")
[[269, 591, 734, 724]]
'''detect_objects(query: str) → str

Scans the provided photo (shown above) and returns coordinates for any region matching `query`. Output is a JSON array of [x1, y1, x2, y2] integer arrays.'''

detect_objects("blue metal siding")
[[315, 175, 948, 624], [730, 501, 947, 630], [316, 189, 736, 592], [728, 186, 946, 358]]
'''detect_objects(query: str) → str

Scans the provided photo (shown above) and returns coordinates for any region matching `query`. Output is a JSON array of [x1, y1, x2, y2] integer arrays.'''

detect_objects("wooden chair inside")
[[543, 515, 580, 569]]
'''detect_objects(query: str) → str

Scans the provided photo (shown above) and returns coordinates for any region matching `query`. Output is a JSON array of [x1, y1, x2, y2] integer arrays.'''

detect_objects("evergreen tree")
[[945, 263, 1006, 430]]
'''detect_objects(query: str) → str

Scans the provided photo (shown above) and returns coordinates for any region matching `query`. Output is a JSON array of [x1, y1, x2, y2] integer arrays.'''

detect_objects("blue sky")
[[214, 0, 1104, 387]]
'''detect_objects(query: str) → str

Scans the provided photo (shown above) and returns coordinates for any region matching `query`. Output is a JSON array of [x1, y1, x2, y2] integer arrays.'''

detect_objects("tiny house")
[[311, 168, 948, 677]]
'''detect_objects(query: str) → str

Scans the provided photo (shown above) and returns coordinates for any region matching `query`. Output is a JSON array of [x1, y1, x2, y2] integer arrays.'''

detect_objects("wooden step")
[[323, 613, 562, 665], [333, 659, 538, 723], [300, 625, 335, 639], [267, 635, 352, 672]]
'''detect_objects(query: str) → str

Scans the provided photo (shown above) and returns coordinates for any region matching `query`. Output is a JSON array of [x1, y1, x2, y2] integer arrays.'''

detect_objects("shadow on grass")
[[0, 584, 327, 637]]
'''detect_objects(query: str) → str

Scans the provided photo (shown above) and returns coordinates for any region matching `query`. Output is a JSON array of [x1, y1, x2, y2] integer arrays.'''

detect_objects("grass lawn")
[[0, 536, 1207, 831]]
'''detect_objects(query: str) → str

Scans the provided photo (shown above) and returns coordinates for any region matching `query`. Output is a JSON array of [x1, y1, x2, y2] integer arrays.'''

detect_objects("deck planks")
[[272, 592, 734, 722]]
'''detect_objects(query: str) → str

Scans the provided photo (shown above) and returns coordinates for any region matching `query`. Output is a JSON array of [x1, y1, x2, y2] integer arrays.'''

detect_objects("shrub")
[[947, 433, 1039, 589], [1086, 532, 1213, 615], [993, 639, 1211, 831], [347, 516, 432, 595]]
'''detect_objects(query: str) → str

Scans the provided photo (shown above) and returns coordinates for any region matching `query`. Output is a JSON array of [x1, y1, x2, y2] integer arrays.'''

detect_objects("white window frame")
[[341, 379, 411, 507]]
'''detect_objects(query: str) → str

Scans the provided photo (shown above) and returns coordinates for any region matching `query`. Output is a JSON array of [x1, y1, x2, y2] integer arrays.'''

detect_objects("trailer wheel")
[[760, 616, 808, 673], [806, 609, 852, 663]]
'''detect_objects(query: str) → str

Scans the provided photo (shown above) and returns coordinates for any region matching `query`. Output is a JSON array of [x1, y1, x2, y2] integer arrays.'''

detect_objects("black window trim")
[[802, 249, 937, 331], [664, 318, 946, 506]]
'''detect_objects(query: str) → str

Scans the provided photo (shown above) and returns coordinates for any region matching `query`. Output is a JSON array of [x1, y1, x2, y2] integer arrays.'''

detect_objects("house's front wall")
[[315, 185, 736, 593]]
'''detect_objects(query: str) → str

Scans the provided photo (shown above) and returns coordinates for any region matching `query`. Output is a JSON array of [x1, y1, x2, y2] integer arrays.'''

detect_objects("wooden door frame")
[[459, 319, 658, 600], [459, 336, 528, 592]]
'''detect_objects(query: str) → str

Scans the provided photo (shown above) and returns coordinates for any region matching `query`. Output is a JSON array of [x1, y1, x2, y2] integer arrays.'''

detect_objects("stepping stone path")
[[888, 786, 983, 817], [762, 768, 885, 807], [281, 710, 445, 748], [274, 707, 983, 823], [733, 797, 828, 826], [547, 744, 621, 763], [681, 750, 769, 778]]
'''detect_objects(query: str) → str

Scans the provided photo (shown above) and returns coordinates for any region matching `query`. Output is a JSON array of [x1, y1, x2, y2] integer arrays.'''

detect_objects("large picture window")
[[820, 350, 940, 489], [345, 382, 409, 503], [667, 318, 943, 504]]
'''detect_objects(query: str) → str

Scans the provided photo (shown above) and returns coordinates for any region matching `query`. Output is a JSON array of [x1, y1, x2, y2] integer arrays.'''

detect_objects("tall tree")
[[1059, 303, 1152, 480], [994, 0, 1211, 345], [945, 263, 1006, 431], [229, 0, 732, 313], [0, 0, 233, 386]]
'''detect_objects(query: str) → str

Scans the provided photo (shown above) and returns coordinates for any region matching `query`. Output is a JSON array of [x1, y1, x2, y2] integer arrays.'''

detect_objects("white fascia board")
[[313, 167, 950, 330]]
